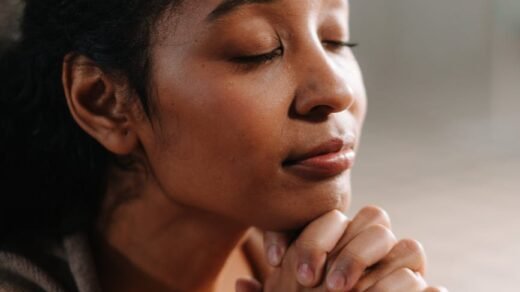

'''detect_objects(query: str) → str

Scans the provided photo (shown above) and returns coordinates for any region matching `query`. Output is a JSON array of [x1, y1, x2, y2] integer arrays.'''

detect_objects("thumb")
[[235, 278, 262, 292]]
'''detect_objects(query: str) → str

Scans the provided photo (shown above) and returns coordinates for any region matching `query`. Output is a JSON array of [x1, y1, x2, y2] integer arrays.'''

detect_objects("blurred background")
[[350, 0, 520, 291], [1, 0, 519, 291]]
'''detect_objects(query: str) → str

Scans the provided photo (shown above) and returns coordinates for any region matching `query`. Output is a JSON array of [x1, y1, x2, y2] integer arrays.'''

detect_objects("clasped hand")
[[237, 206, 447, 292]]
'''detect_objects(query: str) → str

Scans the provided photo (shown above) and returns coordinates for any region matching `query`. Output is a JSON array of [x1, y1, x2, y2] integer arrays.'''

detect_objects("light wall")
[[349, 0, 519, 291], [351, 0, 495, 137], [491, 0, 520, 143]]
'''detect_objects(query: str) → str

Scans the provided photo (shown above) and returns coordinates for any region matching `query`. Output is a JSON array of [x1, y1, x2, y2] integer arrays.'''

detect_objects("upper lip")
[[283, 136, 355, 166]]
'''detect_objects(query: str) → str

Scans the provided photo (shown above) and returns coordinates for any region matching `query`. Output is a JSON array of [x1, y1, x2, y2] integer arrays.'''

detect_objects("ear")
[[62, 53, 139, 155]]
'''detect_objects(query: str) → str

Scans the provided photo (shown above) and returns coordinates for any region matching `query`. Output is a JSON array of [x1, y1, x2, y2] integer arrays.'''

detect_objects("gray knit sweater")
[[0, 233, 101, 292]]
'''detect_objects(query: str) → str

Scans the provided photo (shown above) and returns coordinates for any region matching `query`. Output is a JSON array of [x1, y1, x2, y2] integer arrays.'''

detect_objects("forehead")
[[207, 0, 278, 21], [169, 0, 348, 24], [153, 0, 348, 44]]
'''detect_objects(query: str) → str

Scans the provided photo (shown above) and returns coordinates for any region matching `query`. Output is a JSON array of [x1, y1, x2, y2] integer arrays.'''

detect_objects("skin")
[[62, 0, 447, 291]]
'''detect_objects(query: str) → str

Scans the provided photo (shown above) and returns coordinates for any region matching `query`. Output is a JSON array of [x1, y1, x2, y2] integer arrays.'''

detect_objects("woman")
[[0, 0, 446, 291]]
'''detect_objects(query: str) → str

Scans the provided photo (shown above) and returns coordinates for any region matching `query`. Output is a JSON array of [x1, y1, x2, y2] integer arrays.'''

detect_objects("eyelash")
[[323, 40, 359, 49], [231, 40, 358, 69], [232, 47, 284, 65]]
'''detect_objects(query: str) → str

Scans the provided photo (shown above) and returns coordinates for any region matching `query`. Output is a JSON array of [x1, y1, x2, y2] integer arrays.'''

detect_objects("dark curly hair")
[[0, 0, 181, 238]]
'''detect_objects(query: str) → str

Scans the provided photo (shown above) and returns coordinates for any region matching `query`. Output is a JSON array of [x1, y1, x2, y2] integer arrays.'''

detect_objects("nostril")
[[288, 104, 333, 122], [291, 82, 355, 118], [311, 105, 335, 116], [306, 105, 334, 121]]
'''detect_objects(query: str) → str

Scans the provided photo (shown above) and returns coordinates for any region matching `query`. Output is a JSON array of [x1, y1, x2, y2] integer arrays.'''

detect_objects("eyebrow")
[[206, 0, 278, 22]]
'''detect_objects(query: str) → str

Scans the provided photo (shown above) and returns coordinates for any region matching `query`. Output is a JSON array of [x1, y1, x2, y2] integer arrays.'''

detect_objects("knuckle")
[[371, 272, 405, 292], [398, 238, 426, 258], [294, 239, 326, 258], [368, 224, 397, 244], [372, 286, 392, 292], [371, 268, 423, 292], [346, 249, 371, 268], [359, 205, 391, 226], [328, 209, 349, 223], [425, 286, 449, 292], [395, 239, 427, 275], [399, 267, 419, 280]]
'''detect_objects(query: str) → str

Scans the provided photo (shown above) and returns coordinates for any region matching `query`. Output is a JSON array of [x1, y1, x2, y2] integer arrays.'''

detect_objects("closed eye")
[[231, 47, 284, 64], [323, 40, 358, 51], [231, 47, 283, 71]]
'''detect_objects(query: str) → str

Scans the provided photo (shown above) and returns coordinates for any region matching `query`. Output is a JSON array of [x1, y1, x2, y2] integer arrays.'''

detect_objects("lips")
[[283, 138, 356, 180]]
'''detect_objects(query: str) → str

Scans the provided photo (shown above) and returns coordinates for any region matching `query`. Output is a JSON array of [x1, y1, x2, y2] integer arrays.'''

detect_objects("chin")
[[252, 184, 351, 232]]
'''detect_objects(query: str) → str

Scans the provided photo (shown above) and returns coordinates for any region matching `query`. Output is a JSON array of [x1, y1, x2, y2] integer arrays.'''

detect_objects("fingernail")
[[327, 270, 346, 290], [267, 245, 282, 266], [297, 263, 314, 285]]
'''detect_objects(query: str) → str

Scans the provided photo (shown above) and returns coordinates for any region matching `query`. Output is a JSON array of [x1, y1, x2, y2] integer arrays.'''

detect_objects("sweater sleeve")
[[0, 267, 47, 292], [0, 232, 100, 292], [0, 252, 65, 292]]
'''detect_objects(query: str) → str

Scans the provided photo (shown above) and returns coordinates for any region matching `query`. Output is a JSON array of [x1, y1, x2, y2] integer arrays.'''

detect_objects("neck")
[[93, 167, 253, 292]]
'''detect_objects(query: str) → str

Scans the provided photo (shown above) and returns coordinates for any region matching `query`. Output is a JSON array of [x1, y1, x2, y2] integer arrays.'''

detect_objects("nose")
[[291, 47, 356, 119]]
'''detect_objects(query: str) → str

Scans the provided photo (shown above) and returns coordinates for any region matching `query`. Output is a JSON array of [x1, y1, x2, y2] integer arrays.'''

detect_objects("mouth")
[[282, 137, 356, 180]]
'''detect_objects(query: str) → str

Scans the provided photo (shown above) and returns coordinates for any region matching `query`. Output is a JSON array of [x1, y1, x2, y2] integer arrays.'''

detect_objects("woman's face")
[[138, 0, 366, 230]]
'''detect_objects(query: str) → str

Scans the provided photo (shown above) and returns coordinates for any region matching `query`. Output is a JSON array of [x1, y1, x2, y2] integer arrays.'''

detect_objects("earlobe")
[[62, 53, 139, 155]]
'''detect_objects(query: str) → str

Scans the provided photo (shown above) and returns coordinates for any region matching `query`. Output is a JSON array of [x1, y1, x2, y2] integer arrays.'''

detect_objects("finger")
[[354, 239, 427, 291], [285, 209, 349, 287], [263, 231, 291, 266], [423, 287, 449, 292], [366, 268, 427, 292], [332, 205, 391, 255], [325, 224, 397, 291], [235, 278, 262, 292]]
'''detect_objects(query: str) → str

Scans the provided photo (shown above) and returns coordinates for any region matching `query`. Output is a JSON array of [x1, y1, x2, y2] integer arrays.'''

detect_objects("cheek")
[[184, 75, 291, 170], [145, 66, 294, 219]]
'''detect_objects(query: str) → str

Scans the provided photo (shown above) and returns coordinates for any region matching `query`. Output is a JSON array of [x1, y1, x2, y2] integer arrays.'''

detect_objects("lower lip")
[[284, 149, 356, 180]]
